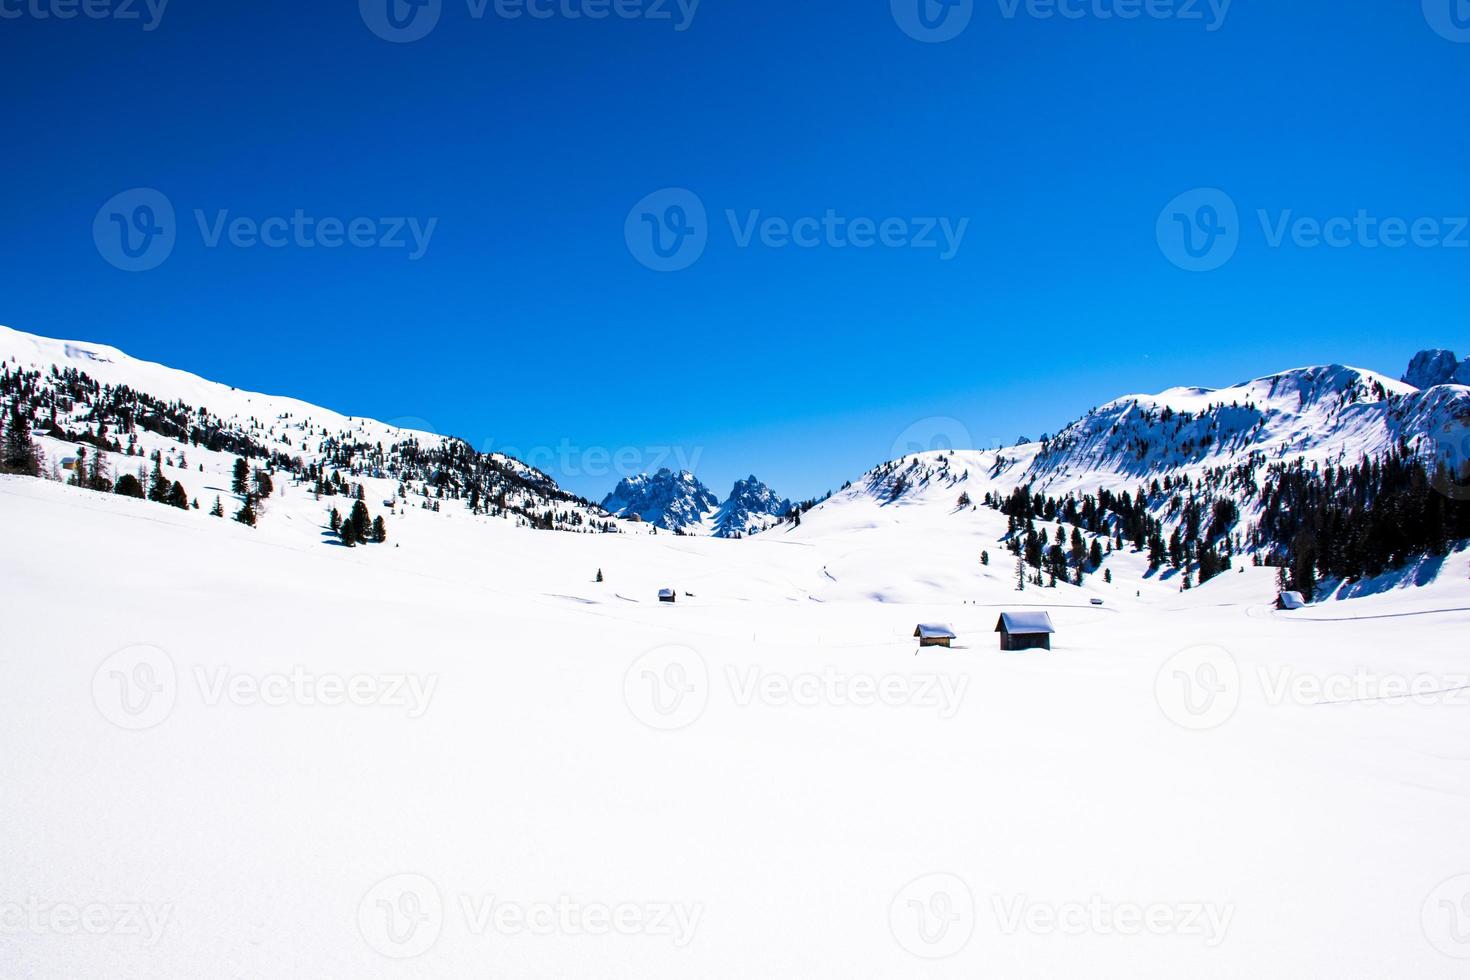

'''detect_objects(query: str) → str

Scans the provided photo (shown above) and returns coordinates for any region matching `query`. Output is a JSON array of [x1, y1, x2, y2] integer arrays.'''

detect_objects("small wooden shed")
[[658, 588, 677, 604], [1276, 591, 1306, 610], [914, 623, 957, 648], [995, 611, 1055, 651]]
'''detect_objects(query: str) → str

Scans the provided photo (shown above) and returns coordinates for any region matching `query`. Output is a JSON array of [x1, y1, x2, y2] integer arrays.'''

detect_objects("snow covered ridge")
[[0, 323, 625, 534], [600, 468, 791, 537], [1023, 362, 1469, 495]]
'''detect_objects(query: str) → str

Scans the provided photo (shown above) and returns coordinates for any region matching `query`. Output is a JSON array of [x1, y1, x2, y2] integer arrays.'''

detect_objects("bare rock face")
[[1403, 349, 1461, 389]]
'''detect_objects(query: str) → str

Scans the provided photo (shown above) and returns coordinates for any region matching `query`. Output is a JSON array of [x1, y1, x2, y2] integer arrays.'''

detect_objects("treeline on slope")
[[990, 477, 1240, 590], [1256, 448, 1470, 599], [1, 359, 619, 535], [988, 445, 1470, 600]]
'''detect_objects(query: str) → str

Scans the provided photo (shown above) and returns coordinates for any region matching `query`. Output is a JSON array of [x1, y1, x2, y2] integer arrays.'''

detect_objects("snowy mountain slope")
[[0, 323, 635, 541], [601, 469, 720, 532], [601, 470, 790, 538], [710, 476, 791, 538], [4, 326, 1470, 977], [778, 358, 1469, 599], [1021, 362, 1469, 495]]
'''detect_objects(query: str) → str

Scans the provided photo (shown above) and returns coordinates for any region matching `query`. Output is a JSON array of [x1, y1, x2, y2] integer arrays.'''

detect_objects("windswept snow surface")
[[3, 325, 1470, 976], [3, 472, 1470, 978]]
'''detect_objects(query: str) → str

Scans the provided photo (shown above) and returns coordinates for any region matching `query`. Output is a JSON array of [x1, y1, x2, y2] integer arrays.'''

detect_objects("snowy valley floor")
[[3, 475, 1470, 978]]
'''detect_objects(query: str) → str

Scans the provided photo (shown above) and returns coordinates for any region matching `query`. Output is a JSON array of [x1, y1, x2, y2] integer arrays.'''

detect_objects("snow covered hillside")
[[3, 324, 1470, 977], [0, 324, 632, 546], [1023, 361, 1469, 496], [4, 468, 1470, 978]]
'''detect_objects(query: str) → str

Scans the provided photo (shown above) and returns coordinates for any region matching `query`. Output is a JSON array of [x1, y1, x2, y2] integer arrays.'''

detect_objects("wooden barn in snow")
[[913, 624, 957, 648], [1276, 591, 1306, 610], [995, 611, 1055, 651], [658, 588, 677, 604]]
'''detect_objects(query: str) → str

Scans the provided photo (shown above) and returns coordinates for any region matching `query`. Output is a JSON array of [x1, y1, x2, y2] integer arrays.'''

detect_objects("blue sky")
[[2, 0, 1467, 501]]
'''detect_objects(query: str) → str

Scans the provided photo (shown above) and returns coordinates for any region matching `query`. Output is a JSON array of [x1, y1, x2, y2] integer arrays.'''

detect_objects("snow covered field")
[[4, 470, 1470, 978]]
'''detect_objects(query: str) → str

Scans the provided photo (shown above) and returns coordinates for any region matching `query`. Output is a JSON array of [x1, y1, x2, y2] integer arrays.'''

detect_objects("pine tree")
[[2, 404, 39, 476], [349, 500, 371, 542], [115, 473, 146, 498], [87, 447, 110, 493], [980, 550, 989, 566], [596, 568, 604, 583], [167, 480, 189, 510], [210, 496, 224, 517], [1015, 555, 1026, 591], [372, 516, 387, 543], [235, 497, 257, 527], [148, 457, 169, 503], [232, 458, 250, 495]]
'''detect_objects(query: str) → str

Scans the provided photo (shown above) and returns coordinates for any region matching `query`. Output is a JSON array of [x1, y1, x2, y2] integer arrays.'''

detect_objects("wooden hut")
[[1276, 591, 1306, 610], [913, 624, 957, 648], [995, 611, 1055, 651], [658, 588, 677, 604]]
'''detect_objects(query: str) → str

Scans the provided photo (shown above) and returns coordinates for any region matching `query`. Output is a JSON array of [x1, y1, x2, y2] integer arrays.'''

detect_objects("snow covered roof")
[[995, 612, 1055, 635], [913, 623, 957, 639], [1278, 591, 1306, 609], [658, 588, 676, 598]]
